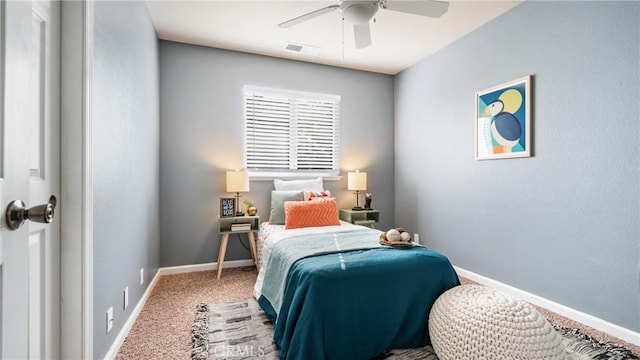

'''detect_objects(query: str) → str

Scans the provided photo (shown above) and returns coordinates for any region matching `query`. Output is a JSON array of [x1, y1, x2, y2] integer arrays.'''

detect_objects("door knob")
[[5, 195, 57, 230]]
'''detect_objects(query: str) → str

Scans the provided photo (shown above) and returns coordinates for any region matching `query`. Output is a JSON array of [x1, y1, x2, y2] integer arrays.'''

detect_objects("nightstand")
[[339, 209, 380, 228], [216, 215, 260, 279]]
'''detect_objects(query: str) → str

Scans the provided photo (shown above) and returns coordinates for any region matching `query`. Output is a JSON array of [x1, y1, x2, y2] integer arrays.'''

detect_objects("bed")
[[253, 214, 459, 359]]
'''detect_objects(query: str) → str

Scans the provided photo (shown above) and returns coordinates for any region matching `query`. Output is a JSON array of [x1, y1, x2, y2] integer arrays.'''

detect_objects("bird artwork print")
[[476, 76, 530, 159]]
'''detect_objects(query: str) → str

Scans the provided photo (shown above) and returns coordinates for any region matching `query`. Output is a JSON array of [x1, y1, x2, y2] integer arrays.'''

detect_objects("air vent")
[[284, 42, 321, 56], [286, 44, 304, 52]]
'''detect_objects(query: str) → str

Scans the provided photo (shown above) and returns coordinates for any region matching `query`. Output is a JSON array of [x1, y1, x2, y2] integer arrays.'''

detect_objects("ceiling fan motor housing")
[[340, 1, 379, 24]]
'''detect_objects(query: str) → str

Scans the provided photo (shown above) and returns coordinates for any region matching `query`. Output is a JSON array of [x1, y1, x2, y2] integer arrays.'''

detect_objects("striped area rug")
[[192, 300, 277, 360], [192, 299, 638, 360]]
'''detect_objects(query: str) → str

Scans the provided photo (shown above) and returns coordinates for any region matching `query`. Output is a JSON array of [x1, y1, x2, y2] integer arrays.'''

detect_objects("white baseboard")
[[158, 259, 254, 276], [103, 259, 254, 359], [103, 269, 161, 360], [454, 266, 640, 347]]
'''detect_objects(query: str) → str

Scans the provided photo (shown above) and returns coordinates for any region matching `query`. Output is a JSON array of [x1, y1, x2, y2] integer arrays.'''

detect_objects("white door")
[[1, 0, 60, 358]]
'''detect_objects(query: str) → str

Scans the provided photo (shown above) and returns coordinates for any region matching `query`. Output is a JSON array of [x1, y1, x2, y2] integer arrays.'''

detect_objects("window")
[[244, 86, 340, 177]]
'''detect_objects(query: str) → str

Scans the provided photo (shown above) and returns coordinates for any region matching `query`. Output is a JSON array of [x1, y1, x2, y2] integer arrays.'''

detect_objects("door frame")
[[60, 0, 93, 358]]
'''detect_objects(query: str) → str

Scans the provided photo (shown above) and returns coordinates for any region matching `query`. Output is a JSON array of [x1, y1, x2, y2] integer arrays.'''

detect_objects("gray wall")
[[159, 41, 394, 266], [93, 1, 160, 358], [395, 1, 639, 332]]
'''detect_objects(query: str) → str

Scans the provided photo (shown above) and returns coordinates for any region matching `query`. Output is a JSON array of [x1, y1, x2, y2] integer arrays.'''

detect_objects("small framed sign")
[[220, 197, 236, 217]]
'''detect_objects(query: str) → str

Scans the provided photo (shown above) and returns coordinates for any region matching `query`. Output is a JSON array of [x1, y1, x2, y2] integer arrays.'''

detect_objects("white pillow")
[[274, 177, 323, 192]]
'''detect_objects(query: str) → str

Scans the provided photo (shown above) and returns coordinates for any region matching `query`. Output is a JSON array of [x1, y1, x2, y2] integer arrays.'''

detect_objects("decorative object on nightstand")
[[339, 208, 379, 228], [216, 215, 260, 279], [220, 197, 236, 217], [364, 193, 372, 210], [226, 169, 250, 216], [243, 198, 258, 216], [347, 170, 367, 210]]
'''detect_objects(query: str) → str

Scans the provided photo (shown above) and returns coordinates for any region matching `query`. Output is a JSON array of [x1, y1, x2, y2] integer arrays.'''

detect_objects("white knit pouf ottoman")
[[428, 285, 571, 360]]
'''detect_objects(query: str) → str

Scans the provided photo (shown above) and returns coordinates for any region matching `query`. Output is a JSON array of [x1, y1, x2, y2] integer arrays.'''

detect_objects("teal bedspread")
[[261, 228, 385, 315], [258, 227, 459, 360]]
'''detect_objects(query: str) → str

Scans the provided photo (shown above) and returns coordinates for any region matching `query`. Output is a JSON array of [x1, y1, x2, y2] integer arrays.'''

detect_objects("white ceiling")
[[145, 0, 521, 75]]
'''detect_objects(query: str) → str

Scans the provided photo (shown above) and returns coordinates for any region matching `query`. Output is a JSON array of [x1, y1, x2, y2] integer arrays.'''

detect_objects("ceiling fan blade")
[[383, 0, 449, 18], [278, 5, 339, 28], [353, 22, 372, 49]]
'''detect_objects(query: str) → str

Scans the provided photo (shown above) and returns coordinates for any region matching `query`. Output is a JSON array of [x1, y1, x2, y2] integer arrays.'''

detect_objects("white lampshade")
[[226, 170, 250, 193], [347, 170, 367, 191]]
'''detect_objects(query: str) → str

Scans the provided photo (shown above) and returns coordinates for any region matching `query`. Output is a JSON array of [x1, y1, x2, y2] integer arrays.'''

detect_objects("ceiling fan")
[[277, 0, 450, 49]]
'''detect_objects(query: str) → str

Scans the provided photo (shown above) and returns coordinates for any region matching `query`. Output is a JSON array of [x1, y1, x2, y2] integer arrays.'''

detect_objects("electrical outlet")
[[414, 233, 420, 244], [124, 287, 129, 310], [106, 307, 114, 333], [140, 268, 144, 285]]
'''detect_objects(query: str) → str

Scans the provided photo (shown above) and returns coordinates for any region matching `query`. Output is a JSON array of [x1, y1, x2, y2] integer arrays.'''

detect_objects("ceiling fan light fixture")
[[341, 2, 378, 24]]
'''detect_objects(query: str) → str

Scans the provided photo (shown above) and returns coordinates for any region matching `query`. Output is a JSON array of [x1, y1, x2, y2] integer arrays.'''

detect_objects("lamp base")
[[235, 211, 245, 216], [352, 207, 364, 211]]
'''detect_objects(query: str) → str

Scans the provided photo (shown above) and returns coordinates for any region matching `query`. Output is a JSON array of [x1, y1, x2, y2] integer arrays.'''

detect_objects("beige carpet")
[[115, 267, 640, 359]]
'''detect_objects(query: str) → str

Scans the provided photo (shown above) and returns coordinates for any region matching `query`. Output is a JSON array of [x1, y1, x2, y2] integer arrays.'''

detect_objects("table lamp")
[[348, 170, 367, 211], [226, 169, 250, 216]]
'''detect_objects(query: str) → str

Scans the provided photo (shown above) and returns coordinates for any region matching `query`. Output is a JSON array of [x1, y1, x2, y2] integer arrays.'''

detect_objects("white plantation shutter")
[[244, 86, 340, 176]]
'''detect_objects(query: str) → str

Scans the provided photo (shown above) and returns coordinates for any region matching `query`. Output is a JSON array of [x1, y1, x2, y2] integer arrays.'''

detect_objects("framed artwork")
[[475, 75, 532, 160], [220, 197, 236, 217]]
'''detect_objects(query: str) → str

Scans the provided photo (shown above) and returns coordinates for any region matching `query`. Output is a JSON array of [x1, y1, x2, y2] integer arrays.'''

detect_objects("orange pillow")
[[284, 198, 341, 229]]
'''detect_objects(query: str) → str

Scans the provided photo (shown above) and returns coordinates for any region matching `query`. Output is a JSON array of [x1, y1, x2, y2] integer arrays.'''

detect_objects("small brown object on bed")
[[379, 228, 414, 248]]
